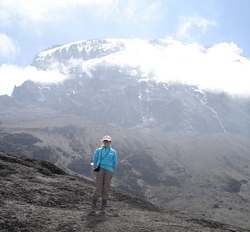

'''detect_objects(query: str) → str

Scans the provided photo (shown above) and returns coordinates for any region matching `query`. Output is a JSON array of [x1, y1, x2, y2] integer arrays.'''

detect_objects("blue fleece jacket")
[[93, 146, 117, 173]]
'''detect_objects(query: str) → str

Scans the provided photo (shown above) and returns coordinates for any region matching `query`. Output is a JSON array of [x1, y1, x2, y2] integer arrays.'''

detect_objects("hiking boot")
[[88, 204, 96, 215], [91, 204, 96, 211], [88, 199, 97, 215], [100, 205, 106, 215]]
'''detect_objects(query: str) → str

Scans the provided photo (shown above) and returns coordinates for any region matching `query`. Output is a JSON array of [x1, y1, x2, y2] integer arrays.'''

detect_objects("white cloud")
[[154, 42, 250, 96], [0, 0, 115, 26], [0, 0, 162, 30], [176, 15, 217, 41], [0, 65, 67, 96], [123, 0, 161, 21], [0, 8, 12, 27], [0, 33, 19, 58], [80, 39, 250, 96]]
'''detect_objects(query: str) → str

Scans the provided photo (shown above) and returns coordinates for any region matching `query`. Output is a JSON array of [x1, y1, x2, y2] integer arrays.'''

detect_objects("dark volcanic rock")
[[0, 95, 20, 108], [11, 77, 250, 137], [1, 151, 249, 232], [224, 178, 242, 193]]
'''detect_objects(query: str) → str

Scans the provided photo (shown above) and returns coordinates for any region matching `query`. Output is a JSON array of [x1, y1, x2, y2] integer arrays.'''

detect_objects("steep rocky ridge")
[[1, 151, 249, 232]]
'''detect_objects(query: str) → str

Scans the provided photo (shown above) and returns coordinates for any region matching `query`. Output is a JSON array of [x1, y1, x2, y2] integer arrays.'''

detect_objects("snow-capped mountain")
[[9, 38, 250, 137], [32, 38, 250, 95]]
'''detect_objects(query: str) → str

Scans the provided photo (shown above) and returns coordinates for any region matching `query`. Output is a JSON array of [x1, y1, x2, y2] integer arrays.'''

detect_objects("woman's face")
[[103, 140, 111, 146]]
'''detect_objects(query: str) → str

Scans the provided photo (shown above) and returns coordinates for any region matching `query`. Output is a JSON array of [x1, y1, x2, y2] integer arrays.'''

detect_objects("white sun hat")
[[102, 135, 112, 141]]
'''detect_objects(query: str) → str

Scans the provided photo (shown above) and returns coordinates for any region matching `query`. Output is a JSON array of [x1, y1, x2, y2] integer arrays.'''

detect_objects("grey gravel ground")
[[1, 151, 249, 232]]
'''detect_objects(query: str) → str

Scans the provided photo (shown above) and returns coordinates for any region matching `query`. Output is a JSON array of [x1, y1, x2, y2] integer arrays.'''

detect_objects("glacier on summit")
[[32, 38, 250, 96]]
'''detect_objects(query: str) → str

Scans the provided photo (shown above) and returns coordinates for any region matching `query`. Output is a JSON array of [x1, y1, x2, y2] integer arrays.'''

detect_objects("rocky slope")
[[1, 151, 249, 232], [0, 111, 250, 230]]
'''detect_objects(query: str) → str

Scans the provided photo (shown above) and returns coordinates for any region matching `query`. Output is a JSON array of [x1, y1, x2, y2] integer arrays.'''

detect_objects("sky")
[[0, 0, 250, 96]]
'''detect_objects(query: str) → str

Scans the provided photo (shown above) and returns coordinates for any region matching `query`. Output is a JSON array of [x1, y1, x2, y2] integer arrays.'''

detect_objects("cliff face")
[[1, 151, 249, 232]]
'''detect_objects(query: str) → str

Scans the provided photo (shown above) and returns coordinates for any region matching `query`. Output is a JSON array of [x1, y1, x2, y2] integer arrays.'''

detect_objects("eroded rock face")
[[10, 77, 250, 137], [1, 151, 248, 232]]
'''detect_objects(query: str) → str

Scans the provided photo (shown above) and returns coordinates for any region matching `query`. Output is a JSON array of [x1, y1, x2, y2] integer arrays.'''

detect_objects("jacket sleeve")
[[93, 149, 99, 167], [113, 150, 118, 168]]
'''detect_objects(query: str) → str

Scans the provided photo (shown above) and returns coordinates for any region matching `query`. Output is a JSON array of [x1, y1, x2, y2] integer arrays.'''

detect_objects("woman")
[[90, 135, 118, 215]]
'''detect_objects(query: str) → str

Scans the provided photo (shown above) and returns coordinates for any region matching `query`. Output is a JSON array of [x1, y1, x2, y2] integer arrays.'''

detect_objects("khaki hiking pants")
[[93, 168, 113, 200]]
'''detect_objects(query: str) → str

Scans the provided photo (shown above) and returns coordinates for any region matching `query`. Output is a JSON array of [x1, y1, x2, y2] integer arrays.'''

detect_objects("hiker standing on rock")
[[90, 135, 118, 215]]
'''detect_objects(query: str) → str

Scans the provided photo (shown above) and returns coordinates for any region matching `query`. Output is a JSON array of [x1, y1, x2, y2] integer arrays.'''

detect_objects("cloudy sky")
[[0, 0, 250, 96]]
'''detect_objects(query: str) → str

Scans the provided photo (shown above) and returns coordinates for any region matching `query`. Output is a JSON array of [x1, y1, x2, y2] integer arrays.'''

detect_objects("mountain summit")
[[12, 38, 250, 137]]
